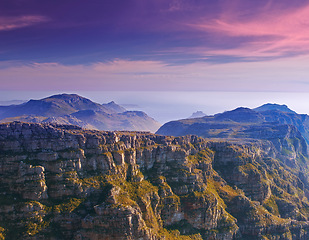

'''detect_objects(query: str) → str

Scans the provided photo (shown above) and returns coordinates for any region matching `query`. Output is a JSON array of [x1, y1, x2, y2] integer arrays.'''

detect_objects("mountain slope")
[[258, 108, 309, 145], [0, 94, 161, 132], [102, 101, 126, 113], [254, 103, 297, 114], [214, 107, 265, 123], [156, 106, 309, 162]]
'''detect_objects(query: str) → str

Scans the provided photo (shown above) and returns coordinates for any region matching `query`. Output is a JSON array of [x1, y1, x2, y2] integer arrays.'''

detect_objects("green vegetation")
[[209, 179, 241, 204], [122, 180, 159, 228], [23, 217, 50, 236], [105, 170, 161, 230], [263, 195, 280, 216], [3, 122, 309, 239], [114, 191, 137, 207], [53, 198, 85, 213], [79, 175, 106, 189], [187, 149, 213, 165]]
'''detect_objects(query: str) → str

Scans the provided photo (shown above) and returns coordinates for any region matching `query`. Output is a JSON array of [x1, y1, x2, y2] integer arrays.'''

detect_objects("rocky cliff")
[[1, 122, 309, 239]]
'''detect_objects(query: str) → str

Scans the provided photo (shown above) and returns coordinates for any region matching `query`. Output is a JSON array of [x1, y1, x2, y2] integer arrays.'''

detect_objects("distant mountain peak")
[[188, 111, 207, 119], [254, 103, 296, 114], [43, 93, 81, 99], [214, 107, 265, 123], [103, 101, 126, 113], [43, 93, 91, 103]]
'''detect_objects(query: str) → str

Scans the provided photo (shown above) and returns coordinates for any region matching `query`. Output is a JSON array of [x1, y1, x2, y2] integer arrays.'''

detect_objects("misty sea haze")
[[1, 91, 309, 124]]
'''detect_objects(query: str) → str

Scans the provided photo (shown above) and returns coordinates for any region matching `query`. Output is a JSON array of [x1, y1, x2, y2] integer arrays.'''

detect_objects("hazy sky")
[[2, 0, 309, 92]]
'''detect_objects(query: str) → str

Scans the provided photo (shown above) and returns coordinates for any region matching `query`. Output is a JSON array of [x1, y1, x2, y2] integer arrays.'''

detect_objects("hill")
[[0, 94, 161, 132]]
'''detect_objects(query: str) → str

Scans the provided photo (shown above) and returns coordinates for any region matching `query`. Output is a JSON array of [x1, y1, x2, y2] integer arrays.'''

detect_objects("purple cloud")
[[1, 0, 309, 94], [185, 2, 309, 59], [0, 15, 49, 31]]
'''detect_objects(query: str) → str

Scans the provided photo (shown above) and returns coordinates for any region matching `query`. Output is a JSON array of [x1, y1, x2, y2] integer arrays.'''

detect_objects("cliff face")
[[1, 122, 309, 239]]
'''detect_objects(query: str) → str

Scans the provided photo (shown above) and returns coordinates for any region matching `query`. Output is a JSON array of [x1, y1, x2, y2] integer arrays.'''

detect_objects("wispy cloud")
[[1, 57, 309, 92], [0, 15, 49, 31], [186, 3, 309, 59]]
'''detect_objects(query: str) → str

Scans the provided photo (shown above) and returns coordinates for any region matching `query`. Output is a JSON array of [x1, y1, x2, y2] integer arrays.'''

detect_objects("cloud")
[[0, 15, 49, 31], [185, 3, 309, 59], [1, 57, 309, 92]]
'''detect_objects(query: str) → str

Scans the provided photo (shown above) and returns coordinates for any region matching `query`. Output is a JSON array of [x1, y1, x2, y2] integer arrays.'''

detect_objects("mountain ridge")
[[156, 104, 309, 156], [254, 103, 297, 114], [0, 93, 161, 132]]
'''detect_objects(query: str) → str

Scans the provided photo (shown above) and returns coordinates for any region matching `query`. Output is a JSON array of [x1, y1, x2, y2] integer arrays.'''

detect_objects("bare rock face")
[[1, 122, 309, 239], [17, 163, 48, 200]]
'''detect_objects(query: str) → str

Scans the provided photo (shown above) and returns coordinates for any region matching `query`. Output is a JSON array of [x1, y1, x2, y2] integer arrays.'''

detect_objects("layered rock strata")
[[0, 122, 309, 239]]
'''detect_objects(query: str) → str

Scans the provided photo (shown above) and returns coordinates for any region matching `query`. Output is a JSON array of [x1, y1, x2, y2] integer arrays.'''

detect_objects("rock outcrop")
[[1, 122, 309, 239]]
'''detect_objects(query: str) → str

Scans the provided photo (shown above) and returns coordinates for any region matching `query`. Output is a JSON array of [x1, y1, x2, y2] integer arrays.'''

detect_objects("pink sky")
[[1, 0, 309, 92]]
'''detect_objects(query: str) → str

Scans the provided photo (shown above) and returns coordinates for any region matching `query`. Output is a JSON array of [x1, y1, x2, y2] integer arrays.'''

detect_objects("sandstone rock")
[[0, 122, 309, 239]]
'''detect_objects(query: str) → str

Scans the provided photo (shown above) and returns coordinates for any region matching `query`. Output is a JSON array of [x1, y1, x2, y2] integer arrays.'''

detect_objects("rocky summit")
[[1, 122, 309, 239]]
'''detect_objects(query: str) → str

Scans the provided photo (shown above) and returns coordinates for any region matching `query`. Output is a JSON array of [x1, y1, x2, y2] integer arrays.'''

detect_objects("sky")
[[2, 0, 309, 121]]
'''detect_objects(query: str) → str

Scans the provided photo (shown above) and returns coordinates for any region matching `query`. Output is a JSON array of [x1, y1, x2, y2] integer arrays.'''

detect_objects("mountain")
[[1, 122, 309, 239], [0, 94, 161, 132], [253, 104, 309, 144], [156, 105, 309, 162], [214, 107, 265, 123], [188, 111, 207, 118], [102, 101, 126, 113], [254, 103, 297, 114], [0, 94, 115, 119]]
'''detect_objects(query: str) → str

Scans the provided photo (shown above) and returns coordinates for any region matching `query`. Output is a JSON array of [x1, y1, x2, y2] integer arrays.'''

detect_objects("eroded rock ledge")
[[0, 122, 309, 240]]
